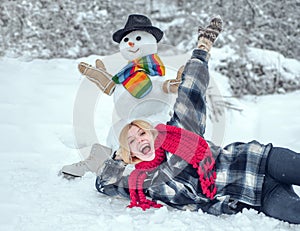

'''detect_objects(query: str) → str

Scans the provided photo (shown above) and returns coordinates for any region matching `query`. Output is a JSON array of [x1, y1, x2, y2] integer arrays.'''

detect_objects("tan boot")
[[78, 61, 116, 96], [60, 143, 112, 178], [162, 65, 185, 94]]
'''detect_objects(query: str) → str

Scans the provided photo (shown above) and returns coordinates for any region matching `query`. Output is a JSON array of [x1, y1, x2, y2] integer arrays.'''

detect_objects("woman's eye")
[[140, 131, 146, 136], [124, 37, 129, 42], [136, 36, 141, 41]]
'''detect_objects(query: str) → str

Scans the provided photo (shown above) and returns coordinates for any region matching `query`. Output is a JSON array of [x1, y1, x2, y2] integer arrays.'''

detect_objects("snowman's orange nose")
[[128, 42, 135, 47]]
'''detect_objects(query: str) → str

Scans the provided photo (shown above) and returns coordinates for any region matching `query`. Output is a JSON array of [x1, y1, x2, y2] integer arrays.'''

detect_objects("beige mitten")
[[78, 60, 116, 96], [95, 59, 106, 70], [162, 65, 185, 94]]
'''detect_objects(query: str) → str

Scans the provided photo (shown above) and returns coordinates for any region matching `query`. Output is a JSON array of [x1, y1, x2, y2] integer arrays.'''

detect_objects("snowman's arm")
[[78, 61, 116, 96]]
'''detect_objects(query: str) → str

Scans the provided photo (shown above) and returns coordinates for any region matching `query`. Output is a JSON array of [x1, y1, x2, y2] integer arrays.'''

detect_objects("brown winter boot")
[[78, 61, 116, 96], [197, 16, 223, 52], [162, 65, 185, 94]]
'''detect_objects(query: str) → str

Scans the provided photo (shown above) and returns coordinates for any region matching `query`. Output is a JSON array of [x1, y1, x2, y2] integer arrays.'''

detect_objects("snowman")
[[60, 14, 182, 178]]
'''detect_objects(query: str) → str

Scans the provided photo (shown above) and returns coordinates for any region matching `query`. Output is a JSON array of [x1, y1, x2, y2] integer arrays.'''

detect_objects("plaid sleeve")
[[201, 196, 241, 215], [167, 58, 209, 137], [95, 159, 130, 198]]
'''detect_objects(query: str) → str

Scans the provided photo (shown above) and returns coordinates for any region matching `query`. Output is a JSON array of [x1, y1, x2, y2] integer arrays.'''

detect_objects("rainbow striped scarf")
[[112, 54, 165, 98]]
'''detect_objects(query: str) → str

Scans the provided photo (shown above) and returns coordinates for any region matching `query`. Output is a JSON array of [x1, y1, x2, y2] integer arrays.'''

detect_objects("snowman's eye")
[[136, 36, 141, 41], [123, 37, 129, 42]]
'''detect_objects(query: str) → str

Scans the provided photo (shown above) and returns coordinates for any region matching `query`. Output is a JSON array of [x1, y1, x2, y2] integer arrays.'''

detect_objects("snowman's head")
[[119, 30, 158, 61]]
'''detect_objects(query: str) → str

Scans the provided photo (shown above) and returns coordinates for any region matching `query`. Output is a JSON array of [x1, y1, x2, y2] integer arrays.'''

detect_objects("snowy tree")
[[0, 0, 299, 96], [1, 0, 299, 60]]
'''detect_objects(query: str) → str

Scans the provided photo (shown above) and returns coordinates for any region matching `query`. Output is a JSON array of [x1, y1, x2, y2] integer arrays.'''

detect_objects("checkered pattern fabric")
[[96, 49, 272, 215]]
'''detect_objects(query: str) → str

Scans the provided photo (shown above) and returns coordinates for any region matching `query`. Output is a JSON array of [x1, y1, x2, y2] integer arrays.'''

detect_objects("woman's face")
[[127, 125, 155, 162]]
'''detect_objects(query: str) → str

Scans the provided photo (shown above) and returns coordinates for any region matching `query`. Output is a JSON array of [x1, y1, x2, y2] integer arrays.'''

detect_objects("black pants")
[[261, 147, 300, 224]]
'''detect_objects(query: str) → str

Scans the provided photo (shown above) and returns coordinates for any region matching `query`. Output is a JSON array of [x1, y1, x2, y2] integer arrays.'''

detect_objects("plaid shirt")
[[96, 50, 273, 215]]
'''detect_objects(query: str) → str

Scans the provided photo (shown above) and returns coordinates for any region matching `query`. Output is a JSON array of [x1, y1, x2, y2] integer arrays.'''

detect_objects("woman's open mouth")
[[140, 144, 151, 155]]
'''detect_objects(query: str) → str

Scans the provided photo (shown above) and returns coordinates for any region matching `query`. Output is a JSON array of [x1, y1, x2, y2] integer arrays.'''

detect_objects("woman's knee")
[[261, 183, 300, 224], [266, 147, 300, 185]]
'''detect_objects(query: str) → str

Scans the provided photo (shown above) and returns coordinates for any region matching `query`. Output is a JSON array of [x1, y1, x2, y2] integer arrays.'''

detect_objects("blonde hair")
[[118, 120, 158, 164]]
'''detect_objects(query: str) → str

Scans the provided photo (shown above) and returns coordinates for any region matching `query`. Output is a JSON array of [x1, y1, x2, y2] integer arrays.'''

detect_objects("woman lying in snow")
[[94, 16, 300, 224]]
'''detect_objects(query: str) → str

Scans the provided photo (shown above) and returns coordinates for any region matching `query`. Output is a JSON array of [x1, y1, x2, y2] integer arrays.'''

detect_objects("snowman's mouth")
[[129, 48, 140, 53]]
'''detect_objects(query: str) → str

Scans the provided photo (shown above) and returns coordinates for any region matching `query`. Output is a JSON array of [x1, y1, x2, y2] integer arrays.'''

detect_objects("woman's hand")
[[112, 149, 124, 161]]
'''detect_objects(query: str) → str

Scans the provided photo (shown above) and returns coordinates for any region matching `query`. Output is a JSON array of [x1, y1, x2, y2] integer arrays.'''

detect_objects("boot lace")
[[73, 154, 94, 167]]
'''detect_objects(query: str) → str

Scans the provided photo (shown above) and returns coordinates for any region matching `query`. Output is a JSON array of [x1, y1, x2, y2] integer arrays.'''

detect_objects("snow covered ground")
[[1, 47, 300, 231]]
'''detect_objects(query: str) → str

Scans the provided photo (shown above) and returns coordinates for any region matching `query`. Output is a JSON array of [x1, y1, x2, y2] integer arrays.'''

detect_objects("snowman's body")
[[106, 30, 175, 150], [113, 77, 171, 118], [60, 14, 179, 177]]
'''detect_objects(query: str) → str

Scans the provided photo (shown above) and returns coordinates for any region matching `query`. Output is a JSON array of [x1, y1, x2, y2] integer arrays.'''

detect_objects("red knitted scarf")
[[127, 124, 217, 210]]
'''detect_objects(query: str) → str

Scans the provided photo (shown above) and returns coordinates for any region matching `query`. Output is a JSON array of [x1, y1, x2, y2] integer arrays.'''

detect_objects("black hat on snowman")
[[112, 14, 164, 43]]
